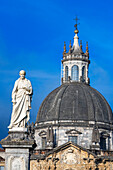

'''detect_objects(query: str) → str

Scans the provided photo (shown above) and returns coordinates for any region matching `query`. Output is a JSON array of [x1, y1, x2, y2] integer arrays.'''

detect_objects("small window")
[[100, 137, 106, 150], [82, 66, 86, 81], [42, 137, 46, 149], [68, 136, 77, 144]]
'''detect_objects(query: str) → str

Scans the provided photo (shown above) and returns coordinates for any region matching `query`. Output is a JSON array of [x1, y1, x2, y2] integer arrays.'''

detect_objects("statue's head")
[[19, 70, 26, 79]]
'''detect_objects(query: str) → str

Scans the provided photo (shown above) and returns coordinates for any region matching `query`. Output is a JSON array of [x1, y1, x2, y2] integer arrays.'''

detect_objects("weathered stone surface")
[[35, 126, 112, 150], [5, 148, 29, 170], [36, 82, 113, 126], [30, 142, 113, 170], [1, 130, 35, 170]]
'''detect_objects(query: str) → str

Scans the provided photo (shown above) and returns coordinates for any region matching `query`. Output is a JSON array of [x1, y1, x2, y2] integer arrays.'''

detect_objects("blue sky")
[[0, 0, 113, 141]]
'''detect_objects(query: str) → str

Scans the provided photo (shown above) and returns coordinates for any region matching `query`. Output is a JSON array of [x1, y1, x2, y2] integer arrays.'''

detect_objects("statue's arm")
[[25, 80, 33, 95]]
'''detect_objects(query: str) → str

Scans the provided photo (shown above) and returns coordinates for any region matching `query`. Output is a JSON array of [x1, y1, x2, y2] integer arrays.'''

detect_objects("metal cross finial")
[[73, 16, 80, 30], [74, 16, 79, 23]]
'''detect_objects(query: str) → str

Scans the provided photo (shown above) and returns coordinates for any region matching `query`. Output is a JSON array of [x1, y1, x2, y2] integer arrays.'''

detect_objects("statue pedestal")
[[1, 129, 35, 170], [9, 127, 27, 132]]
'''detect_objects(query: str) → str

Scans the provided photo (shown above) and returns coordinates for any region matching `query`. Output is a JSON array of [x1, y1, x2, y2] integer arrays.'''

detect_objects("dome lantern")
[[61, 18, 90, 84]]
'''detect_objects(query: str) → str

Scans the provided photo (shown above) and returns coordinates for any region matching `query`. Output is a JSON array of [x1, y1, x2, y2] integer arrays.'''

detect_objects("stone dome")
[[36, 82, 113, 127]]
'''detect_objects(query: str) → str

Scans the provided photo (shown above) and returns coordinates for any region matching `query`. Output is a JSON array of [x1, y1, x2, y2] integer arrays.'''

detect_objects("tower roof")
[[62, 19, 89, 62]]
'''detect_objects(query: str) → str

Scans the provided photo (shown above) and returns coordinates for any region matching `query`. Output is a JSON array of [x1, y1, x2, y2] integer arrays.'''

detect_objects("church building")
[[1, 19, 113, 170]]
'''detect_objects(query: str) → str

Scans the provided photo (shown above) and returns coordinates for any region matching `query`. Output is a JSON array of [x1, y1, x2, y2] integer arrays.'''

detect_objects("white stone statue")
[[8, 70, 33, 129]]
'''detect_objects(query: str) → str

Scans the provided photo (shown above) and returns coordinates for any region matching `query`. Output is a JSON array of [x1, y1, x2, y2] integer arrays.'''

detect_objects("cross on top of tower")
[[73, 16, 80, 30]]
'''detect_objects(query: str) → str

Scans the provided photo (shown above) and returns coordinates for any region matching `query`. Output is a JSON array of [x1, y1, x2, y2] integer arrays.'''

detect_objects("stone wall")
[[35, 125, 112, 151], [35, 126, 93, 150]]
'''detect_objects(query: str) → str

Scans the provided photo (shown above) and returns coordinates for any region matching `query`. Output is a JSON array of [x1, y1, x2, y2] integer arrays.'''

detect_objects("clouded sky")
[[0, 0, 113, 142]]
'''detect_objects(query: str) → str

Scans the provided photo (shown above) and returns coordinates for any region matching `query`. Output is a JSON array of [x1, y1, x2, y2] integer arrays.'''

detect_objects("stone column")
[[1, 128, 35, 170]]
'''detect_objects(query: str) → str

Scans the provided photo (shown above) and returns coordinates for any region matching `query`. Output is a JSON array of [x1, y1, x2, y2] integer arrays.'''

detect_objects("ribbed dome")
[[36, 82, 113, 125]]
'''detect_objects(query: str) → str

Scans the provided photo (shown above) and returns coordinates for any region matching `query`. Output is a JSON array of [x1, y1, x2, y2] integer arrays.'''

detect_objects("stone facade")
[[35, 125, 112, 151], [30, 142, 113, 170]]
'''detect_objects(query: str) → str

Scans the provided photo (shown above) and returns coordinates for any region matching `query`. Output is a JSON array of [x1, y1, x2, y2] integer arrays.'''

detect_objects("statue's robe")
[[8, 78, 32, 128]]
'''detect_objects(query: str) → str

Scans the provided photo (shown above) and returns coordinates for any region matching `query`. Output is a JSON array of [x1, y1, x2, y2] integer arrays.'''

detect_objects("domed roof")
[[36, 82, 113, 126]]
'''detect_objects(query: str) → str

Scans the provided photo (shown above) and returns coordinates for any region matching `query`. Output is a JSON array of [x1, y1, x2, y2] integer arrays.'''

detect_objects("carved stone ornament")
[[9, 156, 25, 170], [66, 129, 82, 136], [61, 150, 80, 164], [39, 130, 47, 137]]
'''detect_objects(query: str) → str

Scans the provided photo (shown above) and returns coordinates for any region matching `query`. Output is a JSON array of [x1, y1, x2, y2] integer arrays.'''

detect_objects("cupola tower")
[[61, 17, 90, 84]]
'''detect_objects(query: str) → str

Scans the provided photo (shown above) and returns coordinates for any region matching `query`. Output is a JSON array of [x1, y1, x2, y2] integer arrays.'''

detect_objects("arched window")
[[82, 66, 86, 81], [71, 65, 79, 81], [65, 66, 68, 81]]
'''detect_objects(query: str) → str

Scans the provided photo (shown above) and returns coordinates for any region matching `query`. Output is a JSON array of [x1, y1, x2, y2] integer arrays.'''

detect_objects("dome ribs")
[[36, 82, 113, 128], [77, 83, 88, 121], [79, 83, 93, 121], [58, 84, 70, 122], [90, 86, 112, 124]]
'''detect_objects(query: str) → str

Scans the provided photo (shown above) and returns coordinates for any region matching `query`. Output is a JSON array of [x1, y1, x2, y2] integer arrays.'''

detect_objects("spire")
[[63, 41, 66, 58], [64, 41, 66, 52], [69, 40, 72, 54], [73, 17, 80, 51], [80, 40, 83, 53], [85, 41, 89, 57]]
